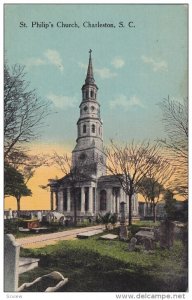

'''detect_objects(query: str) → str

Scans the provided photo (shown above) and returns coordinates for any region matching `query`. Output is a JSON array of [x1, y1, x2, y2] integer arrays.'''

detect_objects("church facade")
[[48, 51, 138, 221]]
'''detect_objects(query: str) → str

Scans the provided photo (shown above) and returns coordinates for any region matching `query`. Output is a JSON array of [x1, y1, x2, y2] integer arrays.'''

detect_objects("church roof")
[[85, 49, 95, 85], [98, 174, 122, 184], [52, 171, 97, 187]]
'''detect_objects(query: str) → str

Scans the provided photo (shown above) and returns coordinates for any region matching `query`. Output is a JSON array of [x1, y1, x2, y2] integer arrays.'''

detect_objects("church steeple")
[[71, 50, 106, 177], [85, 49, 95, 85], [82, 50, 98, 102]]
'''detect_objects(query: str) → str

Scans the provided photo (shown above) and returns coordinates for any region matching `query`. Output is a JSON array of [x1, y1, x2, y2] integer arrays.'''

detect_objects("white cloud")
[[78, 62, 87, 69], [110, 95, 144, 111], [44, 49, 64, 72], [22, 49, 64, 72], [111, 57, 125, 69], [95, 67, 117, 79], [141, 55, 168, 72], [22, 57, 46, 68], [47, 93, 77, 109]]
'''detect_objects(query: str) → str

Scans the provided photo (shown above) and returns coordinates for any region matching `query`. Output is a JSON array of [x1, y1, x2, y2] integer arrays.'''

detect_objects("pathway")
[[16, 225, 105, 249]]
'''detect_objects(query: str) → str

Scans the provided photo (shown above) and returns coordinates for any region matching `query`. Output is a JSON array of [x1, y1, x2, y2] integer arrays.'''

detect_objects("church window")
[[83, 124, 86, 133], [100, 190, 107, 211], [86, 90, 89, 98], [91, 106, 95, 111], [91, 90, 94, 98], [92, 124, 95, 133]]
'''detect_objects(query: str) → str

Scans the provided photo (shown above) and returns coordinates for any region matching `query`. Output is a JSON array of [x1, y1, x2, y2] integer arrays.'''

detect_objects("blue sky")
[[4, 4, 188, 149]]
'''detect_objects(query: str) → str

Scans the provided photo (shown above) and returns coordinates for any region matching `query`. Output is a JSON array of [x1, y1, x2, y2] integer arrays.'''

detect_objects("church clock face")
[[83, 106, 88, 112], [79, 152, 87, 161]]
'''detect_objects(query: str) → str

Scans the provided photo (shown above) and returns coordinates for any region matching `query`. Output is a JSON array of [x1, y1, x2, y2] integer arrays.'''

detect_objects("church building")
[[48, 51, 138, 221]]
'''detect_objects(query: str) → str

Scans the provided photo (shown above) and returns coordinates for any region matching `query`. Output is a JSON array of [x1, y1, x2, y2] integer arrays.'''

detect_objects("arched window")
[[92, 124, 95, 133], [100, 190, 107, 211], [86, 90, 89, 98], [83, 124, 86, 133], [91, 90, 94, 98]]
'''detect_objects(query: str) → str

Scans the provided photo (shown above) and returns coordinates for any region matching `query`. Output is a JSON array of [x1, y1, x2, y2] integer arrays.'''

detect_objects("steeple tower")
[[72, 50, 106, 177]]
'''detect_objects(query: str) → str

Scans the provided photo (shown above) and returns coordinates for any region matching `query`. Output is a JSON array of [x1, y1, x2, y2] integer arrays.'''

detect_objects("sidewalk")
[[16, 225, 104, 249]]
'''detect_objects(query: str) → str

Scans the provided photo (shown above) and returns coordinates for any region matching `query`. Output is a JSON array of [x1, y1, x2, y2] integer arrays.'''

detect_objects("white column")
[[89, 187, 93, 213], [111, 193, 114, 213], [96, 189, 99, 214], [67, 188, 71, 212], [93, 187, 96, 214], [107, 189, 112, 212], [118, 189, 122, 213], [57, 191, 63, 212], [81, 187, 85, 213]]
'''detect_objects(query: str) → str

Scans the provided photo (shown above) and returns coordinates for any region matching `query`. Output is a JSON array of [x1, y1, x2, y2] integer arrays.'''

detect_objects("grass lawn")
[[19, 233, 187, 292]]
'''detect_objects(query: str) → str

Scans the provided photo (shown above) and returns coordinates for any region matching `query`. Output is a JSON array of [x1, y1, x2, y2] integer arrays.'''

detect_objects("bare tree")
[[158, 96, 188, 198], [138, 163, 173, 223], [104, 140, 161, 225], [4, 62, 50, 160]]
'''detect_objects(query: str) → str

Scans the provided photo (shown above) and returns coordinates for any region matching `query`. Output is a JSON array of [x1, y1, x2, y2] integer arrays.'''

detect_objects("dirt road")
[[16, 225, 104, 249]]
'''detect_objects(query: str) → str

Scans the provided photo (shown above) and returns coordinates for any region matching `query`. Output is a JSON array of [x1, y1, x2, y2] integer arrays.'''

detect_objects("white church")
[[48, 51, 139, 221]]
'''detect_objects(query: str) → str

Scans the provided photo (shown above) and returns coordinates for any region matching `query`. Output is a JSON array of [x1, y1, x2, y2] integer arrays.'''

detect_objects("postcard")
[[3, 2, 189, 298]]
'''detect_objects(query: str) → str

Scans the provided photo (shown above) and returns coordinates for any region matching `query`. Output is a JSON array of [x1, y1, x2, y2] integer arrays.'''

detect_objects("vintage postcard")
[[3, 2, 189, 298]]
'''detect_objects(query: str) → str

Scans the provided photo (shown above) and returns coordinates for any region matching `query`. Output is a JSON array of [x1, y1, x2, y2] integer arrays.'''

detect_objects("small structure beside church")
[[48, 51, 138, 222]]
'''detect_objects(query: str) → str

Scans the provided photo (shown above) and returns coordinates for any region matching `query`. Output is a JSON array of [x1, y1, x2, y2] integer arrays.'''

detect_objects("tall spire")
[[85, 49, 95, 84]]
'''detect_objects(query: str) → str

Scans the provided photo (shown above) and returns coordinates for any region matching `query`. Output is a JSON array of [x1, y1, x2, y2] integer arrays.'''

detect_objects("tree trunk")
[[153, 202, 157, 223], [128, 194, 132, 226], [16, 197, 21, 211]]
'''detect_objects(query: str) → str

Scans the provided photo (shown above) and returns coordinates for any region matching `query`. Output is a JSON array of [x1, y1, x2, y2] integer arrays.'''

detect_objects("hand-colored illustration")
[[4, 4, 188, 293]]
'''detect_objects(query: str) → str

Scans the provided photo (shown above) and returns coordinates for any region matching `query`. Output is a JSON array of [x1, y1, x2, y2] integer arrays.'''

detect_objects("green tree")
[[5, 163, 32, 210]]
